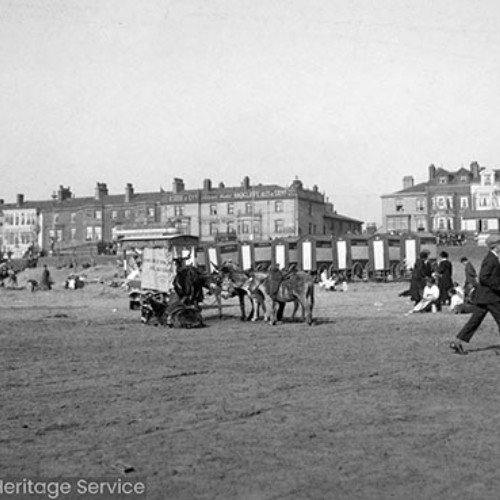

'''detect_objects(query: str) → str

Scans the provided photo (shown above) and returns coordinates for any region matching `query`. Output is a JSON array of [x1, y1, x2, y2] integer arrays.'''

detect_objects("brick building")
[[381, 161, 489, 237], [0, 176, 362, 257]]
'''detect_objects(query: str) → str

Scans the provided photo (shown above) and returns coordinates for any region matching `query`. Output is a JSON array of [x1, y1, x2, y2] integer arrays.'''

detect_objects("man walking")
[[450, 234, 500, 354]]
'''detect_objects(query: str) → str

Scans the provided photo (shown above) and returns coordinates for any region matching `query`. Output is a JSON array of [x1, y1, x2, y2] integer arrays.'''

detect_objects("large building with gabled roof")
[[381, 161, 500, 238]]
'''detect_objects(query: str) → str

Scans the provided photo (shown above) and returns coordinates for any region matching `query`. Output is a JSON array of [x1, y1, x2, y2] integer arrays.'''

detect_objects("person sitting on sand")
[[410, 276, 440, 313]]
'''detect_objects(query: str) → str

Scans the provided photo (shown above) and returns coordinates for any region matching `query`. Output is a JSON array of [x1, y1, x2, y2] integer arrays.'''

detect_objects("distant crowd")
[[435, 232, 467, 246]]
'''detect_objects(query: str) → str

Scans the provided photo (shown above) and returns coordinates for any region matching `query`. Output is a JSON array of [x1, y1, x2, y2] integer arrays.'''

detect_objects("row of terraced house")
[[0, 176, 363, 258], [382, 161, 500, 241]]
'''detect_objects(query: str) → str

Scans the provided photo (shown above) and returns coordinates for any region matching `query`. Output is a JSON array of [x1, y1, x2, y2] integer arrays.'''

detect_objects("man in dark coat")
[[450, 234, 500, 354], [409, 250, 432, 304], [436, 250, 453, 306], [460, 256, 478, 303], [41, 264, 52, 290]]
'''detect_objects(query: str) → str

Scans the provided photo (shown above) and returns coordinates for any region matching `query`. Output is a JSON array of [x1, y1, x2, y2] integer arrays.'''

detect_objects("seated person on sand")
[[411, 277, 440, 313], [448, 286, 475, 314], [319, 269, 336, 291]]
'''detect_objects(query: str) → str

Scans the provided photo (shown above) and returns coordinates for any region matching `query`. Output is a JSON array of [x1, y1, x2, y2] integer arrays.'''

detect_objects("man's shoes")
[[449, 341, 467, 355]]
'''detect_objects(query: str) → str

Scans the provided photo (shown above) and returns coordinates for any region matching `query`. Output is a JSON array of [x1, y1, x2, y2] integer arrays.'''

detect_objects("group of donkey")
[[198, 263, 315, 326], [140, 261, 315, 327]]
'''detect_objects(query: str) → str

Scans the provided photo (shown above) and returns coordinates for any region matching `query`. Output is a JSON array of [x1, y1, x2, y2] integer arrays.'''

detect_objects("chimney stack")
[[203, 178, 212, 191], [242, 176, 250, 190], [403, 176, 414, 189], [470, 161, 480, 179], [94, 182, 108, 201], [16, 194, 24, 206], [172, 178, 185, 194], [428, 164, 436, 180], [125, 183, 134, 203], [57, 185, 72, 202]]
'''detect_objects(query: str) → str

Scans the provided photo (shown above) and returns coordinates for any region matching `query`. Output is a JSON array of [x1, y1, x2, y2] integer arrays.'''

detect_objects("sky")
[[1, 0, 500, 225]]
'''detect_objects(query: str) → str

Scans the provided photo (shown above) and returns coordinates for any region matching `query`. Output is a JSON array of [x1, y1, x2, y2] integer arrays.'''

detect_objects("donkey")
[[253, 269, 315, 326]]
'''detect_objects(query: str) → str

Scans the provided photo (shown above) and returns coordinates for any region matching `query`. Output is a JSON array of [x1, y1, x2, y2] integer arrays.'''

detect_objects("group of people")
[[405, 234, 500, 355], [408, 250, 477, 314]]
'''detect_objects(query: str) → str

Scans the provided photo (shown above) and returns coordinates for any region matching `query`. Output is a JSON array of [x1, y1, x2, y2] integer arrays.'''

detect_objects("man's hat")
[[486, 234, 500, 247]]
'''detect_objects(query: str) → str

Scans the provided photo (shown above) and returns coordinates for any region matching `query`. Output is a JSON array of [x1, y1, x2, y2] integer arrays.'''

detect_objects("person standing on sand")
[[435, 250, 453, 307], [41, 264, 52, 290], [450, 234, 500, 355], [409, 250, 432, 304], [460, 256, 478, 303]]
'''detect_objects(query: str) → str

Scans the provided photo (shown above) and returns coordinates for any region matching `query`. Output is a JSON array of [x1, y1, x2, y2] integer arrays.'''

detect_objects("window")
[[484, 174, 492, 186], [94, 227, 102, 240], [148, 207, 155, 218], [245, 202, 253, 215], [71, 228, 77, 240], [460, 197, 468, 209], [415, 216, 426, 231], [174, 205, 184, 217], [71, 212, 77, 223], [447, 218, 454, 230], [56, 229, 63, 242], [479, 196, 489, 207], [386, 217, 410, 232], [275, 219, 284, 233], [253, 222, 260, 234], [95, 210, 102, 220], [481, 219, 489, 231], [275, 201, 283, 213], [447, 197, 453, 209], [439, 176, 447, 184], [308, 203, 313, 216], [111, 210, 118, 220], [241, 221, 250, 233], [86, 227, 93, 241], [460, 175, 468, 182], [227, 203, 234, 215], [209, 204, 217, 216], [209, 222, 217, 235], [416, 198, 425, 212], [437, 197, 446, 209], [437, 218, 446, 230], [124, 210, 131, 219], [227, 222, 235, 234], [395, 199, 404, 212]]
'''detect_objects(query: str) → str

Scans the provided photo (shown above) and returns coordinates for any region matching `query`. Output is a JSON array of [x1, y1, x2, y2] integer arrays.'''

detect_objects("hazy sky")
[[1, 0, 500, 224]]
